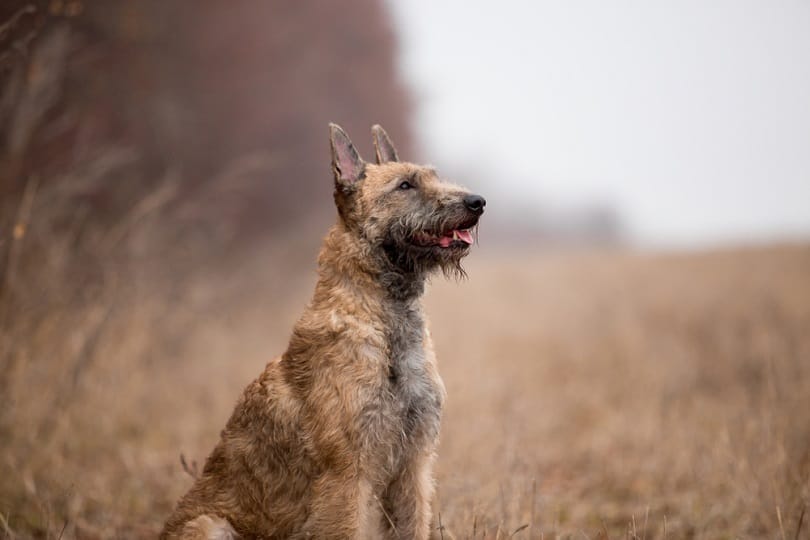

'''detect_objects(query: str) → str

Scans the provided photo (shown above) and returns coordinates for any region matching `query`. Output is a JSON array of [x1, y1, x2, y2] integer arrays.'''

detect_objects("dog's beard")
[[380, 220, 474, 281], [385, 241, 468, 280]]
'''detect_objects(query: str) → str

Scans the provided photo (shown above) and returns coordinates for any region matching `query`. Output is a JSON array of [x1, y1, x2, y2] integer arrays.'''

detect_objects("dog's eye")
[[398, 181, 413, 190]]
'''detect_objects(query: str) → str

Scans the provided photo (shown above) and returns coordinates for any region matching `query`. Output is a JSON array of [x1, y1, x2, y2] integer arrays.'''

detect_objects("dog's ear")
[[329, 123, 365, 186], [371, 124, 399, 164]]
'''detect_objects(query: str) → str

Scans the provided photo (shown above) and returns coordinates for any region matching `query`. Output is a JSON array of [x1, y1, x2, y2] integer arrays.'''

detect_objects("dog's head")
[[329, 123, 485, 278]]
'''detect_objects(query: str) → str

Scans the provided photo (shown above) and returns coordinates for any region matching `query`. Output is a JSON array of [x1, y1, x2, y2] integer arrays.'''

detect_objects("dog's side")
[[161, 124, 485, 539]]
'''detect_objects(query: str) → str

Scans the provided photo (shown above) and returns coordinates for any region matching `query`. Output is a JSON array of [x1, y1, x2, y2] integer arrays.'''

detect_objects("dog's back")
[[162, 358, 313, 538]]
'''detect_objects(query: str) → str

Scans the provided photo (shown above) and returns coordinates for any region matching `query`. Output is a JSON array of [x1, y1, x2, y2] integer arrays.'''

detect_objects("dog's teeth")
[[452, 230, 459, 240]]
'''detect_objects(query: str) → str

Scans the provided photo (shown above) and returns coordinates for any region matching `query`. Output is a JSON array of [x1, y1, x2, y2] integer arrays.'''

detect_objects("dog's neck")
[[317, 225, 427, 304]]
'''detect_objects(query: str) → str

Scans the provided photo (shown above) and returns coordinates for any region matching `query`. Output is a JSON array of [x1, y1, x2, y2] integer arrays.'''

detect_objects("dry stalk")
[[179, 453, 199, 480]]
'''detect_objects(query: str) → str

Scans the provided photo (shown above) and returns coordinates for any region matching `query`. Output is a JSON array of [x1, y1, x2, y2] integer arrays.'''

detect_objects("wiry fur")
[[161, 124, 485, 539]]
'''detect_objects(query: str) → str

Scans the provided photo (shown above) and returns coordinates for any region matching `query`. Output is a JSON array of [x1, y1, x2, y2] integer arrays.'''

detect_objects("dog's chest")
[[384, 308, 442, 442]]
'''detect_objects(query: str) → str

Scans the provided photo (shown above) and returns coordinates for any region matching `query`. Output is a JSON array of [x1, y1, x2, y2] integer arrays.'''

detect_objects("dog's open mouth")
[[412, 228, 475, 248]]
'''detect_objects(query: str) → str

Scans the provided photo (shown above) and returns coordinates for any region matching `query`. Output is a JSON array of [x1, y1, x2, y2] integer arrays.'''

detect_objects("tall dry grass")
[[0, 153, 318, 538], [430, 246, 810, 539], [1, 185, 809, 539]]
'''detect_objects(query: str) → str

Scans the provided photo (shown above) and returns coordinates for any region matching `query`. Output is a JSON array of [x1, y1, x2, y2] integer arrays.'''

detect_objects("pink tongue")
[[437, 230, 473, 247], [456, 229, 474, 244]]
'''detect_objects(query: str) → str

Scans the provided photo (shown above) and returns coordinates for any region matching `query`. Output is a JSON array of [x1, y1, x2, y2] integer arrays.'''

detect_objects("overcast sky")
[[387, 1, 810, 247]]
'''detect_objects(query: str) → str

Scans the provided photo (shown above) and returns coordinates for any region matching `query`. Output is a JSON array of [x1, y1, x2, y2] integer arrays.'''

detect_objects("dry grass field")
[[430, 246, 810, 539], [1, 242, 809, 539]]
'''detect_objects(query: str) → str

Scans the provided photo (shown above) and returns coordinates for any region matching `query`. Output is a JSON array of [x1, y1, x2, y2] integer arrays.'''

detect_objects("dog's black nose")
[[464, 194, 486, 214]]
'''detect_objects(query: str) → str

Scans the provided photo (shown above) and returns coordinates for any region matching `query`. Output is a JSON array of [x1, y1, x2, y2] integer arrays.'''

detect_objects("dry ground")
[[1, 243, 809, 539]]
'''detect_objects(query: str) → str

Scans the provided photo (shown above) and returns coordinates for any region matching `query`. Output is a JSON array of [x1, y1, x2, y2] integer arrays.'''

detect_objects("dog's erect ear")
[[371, 124, 399, 164], [329, 123, 364, 185]]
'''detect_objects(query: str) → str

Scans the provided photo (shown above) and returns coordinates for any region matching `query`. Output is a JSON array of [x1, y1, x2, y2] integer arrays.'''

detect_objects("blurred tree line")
[[1, 0, 411, 254], [0, 0, 411, 495]]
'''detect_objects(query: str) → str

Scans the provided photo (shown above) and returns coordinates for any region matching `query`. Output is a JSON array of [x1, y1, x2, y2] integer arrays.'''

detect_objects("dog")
[[161, 123, 485, 539]]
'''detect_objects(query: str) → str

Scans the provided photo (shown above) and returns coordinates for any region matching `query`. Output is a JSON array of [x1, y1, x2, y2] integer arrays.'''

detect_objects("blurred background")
[[391, 0, 810, 248], [0, 1, 808, 538]]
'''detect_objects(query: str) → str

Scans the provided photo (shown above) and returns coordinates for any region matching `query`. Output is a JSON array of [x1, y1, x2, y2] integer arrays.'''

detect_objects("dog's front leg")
[[298, 469, 375, 539], [380, 449, 436, 540]]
